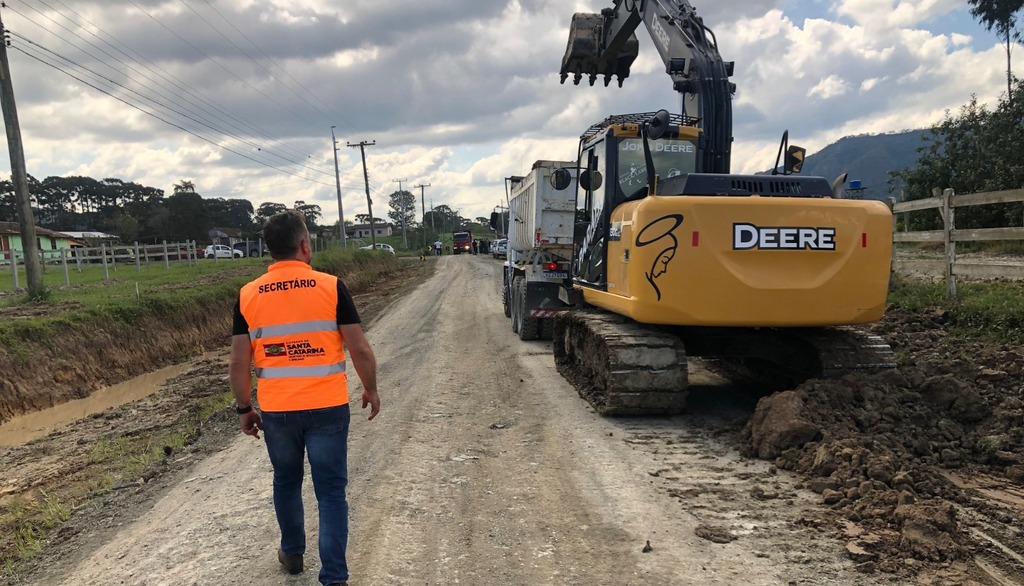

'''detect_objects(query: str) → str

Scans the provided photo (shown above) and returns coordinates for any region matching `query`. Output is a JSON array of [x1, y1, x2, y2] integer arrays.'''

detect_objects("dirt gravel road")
[[26, 255, 889, 585]]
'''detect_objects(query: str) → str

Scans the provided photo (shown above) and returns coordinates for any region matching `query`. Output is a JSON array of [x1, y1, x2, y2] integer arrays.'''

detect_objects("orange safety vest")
[[238, 260, 348, 411]]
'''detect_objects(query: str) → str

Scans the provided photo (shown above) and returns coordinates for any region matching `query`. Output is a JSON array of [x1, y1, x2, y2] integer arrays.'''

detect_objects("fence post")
[[60, 247, 70, 286], [74, 246, 82, 272], [8, 250, 18, 290], [101, 243, 110, 281], [888, 197, 896, 291], [134, 241, 142, 273], [163, 240, 170, 269], [190, 240, 196, 266], [941, 188, 957, 299]]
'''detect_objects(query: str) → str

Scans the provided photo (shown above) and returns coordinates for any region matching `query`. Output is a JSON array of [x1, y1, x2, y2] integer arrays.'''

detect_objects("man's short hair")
[[263, 210, 308, 259]]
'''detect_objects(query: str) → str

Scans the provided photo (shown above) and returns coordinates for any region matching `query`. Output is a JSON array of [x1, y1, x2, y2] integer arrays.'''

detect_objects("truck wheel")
[[502, 279, 512, 318], [511, 277, 522, 334], [518, 280, 539, 341], [540, 318, 555, 341]]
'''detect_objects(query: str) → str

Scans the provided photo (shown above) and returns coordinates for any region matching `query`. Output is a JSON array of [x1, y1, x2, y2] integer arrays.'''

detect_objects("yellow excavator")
[[549, 0, 896, 415]]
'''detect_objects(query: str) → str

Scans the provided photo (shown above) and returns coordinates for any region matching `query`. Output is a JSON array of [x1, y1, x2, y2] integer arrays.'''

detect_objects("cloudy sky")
[[0, 0, 1012, 226]]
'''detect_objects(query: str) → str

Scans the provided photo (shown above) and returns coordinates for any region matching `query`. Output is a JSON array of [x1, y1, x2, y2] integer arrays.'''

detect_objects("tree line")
[[893, 78, 1024, 231], [0, 176, 485, 246]]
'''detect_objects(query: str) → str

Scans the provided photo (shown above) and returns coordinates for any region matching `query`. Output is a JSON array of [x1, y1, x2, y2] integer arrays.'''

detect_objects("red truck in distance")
[[452, 231, 473, 254]]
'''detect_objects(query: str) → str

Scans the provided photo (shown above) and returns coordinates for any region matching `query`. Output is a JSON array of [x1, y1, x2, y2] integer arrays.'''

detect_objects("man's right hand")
[[362, 390, 381, 420], [239, 411, 263, 439]]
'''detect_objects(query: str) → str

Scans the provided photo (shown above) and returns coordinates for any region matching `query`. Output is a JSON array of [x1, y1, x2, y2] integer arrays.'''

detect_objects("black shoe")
[[277, 549, 303, 575], [326, 583, 347, 586]]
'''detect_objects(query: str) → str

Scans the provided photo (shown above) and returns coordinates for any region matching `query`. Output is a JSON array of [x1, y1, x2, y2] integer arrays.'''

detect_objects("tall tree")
[[206, 197, 255, 229], [968, 0, 1024, 101], [166, 191, 212, 242], [387, 189, 417, 230], [893, 80, 1024, 229], [294, 200, 323, 229], [0, 179, 14, 221], [424, 204, 465, 233], [354, 213, 372, 224], [105, 212, 141, 243], [173, 180, 196, 194], [255, 202, 287, 226], [146, 204, 172, 242]]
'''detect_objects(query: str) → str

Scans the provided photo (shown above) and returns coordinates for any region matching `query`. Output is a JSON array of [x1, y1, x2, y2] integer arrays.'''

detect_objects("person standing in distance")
[[230, 210, 380, 586]]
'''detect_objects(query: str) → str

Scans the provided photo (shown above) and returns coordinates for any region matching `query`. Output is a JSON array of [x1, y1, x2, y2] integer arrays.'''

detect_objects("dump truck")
[[496, 161, 578, 340]]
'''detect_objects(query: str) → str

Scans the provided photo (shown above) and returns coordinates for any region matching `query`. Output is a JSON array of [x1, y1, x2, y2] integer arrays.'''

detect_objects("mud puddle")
[[0, 357, 209, 447]]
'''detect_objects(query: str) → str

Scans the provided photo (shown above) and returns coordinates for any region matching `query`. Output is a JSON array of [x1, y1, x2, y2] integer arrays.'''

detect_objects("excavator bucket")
[[560, 13, 639, 87]]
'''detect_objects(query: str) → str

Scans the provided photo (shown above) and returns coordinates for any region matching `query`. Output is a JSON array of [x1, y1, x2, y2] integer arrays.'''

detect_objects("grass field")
[[0, 258, 265, 305], [888, 276, 1024, 343]]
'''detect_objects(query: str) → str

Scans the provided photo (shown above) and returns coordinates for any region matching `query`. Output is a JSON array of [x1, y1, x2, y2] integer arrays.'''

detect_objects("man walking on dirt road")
[[230, 209, 381, 586]]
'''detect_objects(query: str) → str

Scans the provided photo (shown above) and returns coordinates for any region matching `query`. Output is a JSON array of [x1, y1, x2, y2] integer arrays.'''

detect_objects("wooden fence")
[[2, 240, 201, 290], [892, 188, 1024, 298]]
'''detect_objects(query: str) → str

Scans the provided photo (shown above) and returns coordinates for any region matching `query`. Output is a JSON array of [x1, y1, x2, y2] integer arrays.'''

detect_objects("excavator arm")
[[559, 0, 735, 173]]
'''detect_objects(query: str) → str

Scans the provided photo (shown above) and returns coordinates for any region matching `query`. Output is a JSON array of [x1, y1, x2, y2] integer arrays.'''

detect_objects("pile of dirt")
[[743, 307, 1024, 576]]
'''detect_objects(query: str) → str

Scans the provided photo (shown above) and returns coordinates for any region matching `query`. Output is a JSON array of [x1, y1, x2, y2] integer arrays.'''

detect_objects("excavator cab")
[[560, 112, 701, 290]]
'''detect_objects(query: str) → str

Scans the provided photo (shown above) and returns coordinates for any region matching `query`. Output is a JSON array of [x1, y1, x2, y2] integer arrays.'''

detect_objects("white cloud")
[[808, 75, 851, 99], [835, 0, 962, 28]]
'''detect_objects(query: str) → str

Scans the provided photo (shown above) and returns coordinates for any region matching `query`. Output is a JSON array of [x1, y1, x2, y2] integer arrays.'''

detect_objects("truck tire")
[[511, 277, 523, 334], [502, 271, 512, 318], [518, 280, 539, 341], [539, 318, 555, 341]]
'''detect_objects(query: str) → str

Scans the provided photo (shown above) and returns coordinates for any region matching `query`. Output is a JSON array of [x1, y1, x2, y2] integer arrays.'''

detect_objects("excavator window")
[[615, 137, 697, 199]]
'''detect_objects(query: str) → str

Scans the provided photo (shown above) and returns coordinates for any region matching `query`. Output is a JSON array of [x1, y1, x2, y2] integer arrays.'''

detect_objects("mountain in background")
[[762, 130, 928, 201]]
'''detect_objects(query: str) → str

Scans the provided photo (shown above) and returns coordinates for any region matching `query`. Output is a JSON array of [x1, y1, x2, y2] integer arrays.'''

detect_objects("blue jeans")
[[262, 404, 350, 585]]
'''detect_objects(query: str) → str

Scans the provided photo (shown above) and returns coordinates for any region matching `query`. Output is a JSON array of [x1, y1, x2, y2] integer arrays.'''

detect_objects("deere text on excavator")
[[536, 0, 896, 415]]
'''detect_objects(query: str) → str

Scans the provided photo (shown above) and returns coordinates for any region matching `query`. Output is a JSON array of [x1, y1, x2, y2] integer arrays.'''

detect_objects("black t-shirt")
[[232, 279, 361, 336]]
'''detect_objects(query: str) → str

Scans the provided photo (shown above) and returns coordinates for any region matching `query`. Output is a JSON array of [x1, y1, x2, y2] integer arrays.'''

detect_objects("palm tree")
[[173, 180, 196, 194]]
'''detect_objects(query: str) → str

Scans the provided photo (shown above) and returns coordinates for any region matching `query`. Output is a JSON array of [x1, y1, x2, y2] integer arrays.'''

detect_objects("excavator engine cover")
[[560, 13, 639, 87]]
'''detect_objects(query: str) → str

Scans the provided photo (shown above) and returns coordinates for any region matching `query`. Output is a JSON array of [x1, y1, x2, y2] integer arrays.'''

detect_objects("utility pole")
[[347, 140, 376, 248], [393, 178, 408, 249], [0, 12, 43, 299], [330, 126, 346, 248], [414, 182, 431, 249]]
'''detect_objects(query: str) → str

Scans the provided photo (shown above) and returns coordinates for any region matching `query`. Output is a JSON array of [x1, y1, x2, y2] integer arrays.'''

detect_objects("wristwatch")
[[236, 404, 253, 415]]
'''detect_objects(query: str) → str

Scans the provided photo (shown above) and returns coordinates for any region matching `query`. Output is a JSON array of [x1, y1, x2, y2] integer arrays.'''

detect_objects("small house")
[[0, 222, 83, 261], [347, 222, 394, 239]]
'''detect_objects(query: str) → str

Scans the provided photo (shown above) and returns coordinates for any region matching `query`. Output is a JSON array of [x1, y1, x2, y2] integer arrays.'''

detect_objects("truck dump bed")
[[508, 160, 576, 256]]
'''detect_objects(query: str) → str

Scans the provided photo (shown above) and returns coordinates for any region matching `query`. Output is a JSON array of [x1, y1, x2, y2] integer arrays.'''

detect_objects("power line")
[[11, 45, 336, 187], [121, 0, 329, 136], [10, 33, 338, 182], [10, 1, 336, 173], [203, 177, 367, 194], [10, 32, 336, 179], [3, 2, 376, 193], [189, 0, 362, 136]]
